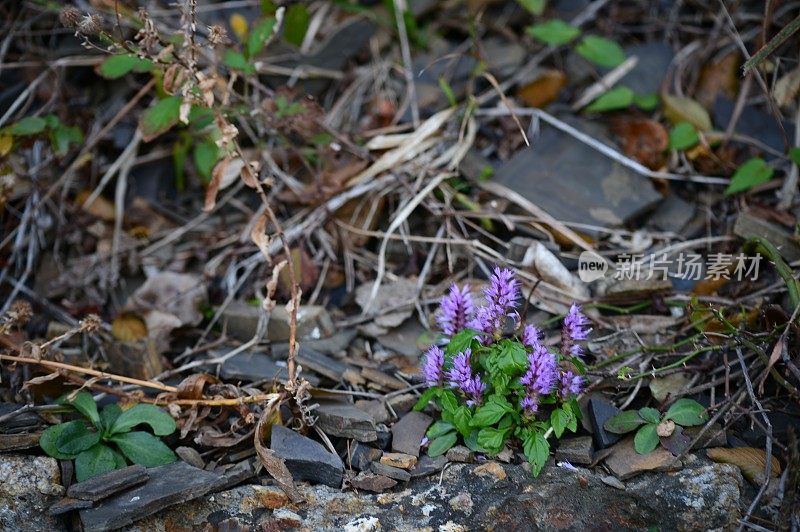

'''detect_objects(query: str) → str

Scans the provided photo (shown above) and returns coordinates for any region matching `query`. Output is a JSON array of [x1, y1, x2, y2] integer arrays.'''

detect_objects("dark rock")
[[0, 454, 64, 531], [387, 394, 417, 417], [713, 96, 793, 155], [221, 301, 334, 343], [492, 118, 661, 231], [0, 403, 41, 431], [68, 464, 149, 501], [371, 462, 411, 482], [555, 436, 594, 465], [410, 454, 448, 478], [685, 423, 727, 449], [377, 318, 428, 358], [354, 400, 390, 424], [619, 42, 675, 95], [316, 402, 377, 442], [734, 212, 800, 262], [649, 193, 696, 235], [375, 429, 392, 450], [48, 497, 92, 515], [270, 425, 343, 488], [391, 412, 432, 457], [272, 344, 353, 383], [350, 472, 397, 493], [79, 462, 222, 531], [301, 328, 358, 356], [588, 397, 622, 449], [0, 432, 40, 451], [131, 459, 744, 531], [446, 445, 475, 463], [348, 443, 382, 472]]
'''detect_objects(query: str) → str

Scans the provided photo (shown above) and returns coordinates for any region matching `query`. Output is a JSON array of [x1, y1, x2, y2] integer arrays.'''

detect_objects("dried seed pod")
[[59, 6, 81, 28], [77, 14, 102, 36]]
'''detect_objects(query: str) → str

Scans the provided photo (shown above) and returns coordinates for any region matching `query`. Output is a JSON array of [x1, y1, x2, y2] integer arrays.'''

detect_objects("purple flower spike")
[[422, 345, 445, 387], [519, 344, 558, 396], [561, 303, 591, 358], [437, 283, 475, 336], [468, 267, 521, 341], [521, 324, 542, 349], [464, 374, 487, 407], [520, 393, 539, 416], [559, 371, 584, 399], [446, 348, 473, 390]]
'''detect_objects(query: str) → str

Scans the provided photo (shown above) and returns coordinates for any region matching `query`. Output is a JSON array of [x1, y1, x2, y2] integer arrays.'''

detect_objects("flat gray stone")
[[79, 462, 222, 531], [68, 464, 148, 501], [221, 301, 335, 343], [270, 425, 343, 488], [391, 412, 432, 457], [492, 118, 661, 229], [48, 497, 93, 515], [350, 472, 397, 493], [410, 454, 448, 478], [354, 400, 390, 424], [555, 436, 594, 465], [446, 445, 475, 463], [734, 211, 800, 262], [371, 462, 411, 482], [619, 42, 675, 95], [348, 443, 382, 471], [316, 402, 377, 442]]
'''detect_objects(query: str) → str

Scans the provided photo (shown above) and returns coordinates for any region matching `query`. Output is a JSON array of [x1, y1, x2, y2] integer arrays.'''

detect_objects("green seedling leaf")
[[283, 4, 309, 47], [61, 391, 100, 428], [140, 96, 182, 142], [663, 398, 708, 426], [427, 420, 456, 439], [50, 125, 83, 156], [427, 432, 458, 457], [638, 407, 661, 424], [98, 54, 153, 79], [668, 122, 699, 150], [585, 86, 634, 112], [414, 387, 439, 411], [470, 395, 512, 427], [453, 406, 472, 437], [527, 19, 581, 46], [56, 422, 101, 455], [40, 422, 82, 459], [75, 444, 118, 482], [110, 431, 177, 467], [100, 404, 123, 435], [247, 17, 277, 56], [661, 93, 712, 131], [223, 50, 255, 74], [110, 404, 176, 436], [634, 424, 660, 454], [633, 93, 660, 110], [438, 77, 457, 107], [523, 430, 550, 476], [725, 158, 774, 196], [193, 139, 220, 180], [517, 0, 547, 15], [550, 406, 575, 438], [477, 427, 508, 454], [9, 116, 47, 136], [439, 389, 459, 415], [576, 36, 625, 68], [789, 147, 800, 166], [604, 410, 647, 433]]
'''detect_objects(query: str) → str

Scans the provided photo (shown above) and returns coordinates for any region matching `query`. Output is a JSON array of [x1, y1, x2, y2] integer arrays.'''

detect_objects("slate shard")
[[391, 412, 432, 457], [67, 464, 149, 502], [270, 424, 344, 488], [588, 397, 622, 449]]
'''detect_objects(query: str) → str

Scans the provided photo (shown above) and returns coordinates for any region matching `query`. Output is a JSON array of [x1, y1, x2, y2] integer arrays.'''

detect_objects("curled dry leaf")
[[609, 117, 668, 170], [773, 66, 800, 108], [162, 64, 188, 95], [205, 157, 245, 211], [516, 70, 567, 108], [250, 211, 272, 260], [177, 373, 221, 400], [254, 404, 303, 503]]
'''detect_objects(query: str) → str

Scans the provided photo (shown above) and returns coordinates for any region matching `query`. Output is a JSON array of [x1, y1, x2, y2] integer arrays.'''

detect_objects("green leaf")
[[109, 404, 176, 436], [476, 427, 507, 453], [638, 407, 661, 424], [427, 432, 458, 457], [463, 429, 487, 453], [140, 96, 182, 142], [725, 158, 774, 196], [100, 404, 123, 435], [414, 387, 439, 411], [193, 139, 220, 180], [661, 94, 712, 131], [111, 448, 128, 469], [438, 77, 457, 107], [604, 410, 647, 434], [575, 36, 625, 68], [40, 422, 81, 459], [633, 424, 660, 454], [283, 4, 309, 47], [98, 54, 153, 79], [664, 398, 708, 426], [439, 389, 459, 415], [61, 391, 100, 428], [789, 147, 800, 166], [426, 420, 456, 439], [55, 422, 101, 455], [50, 125, 83, 156], [496, 340, 528, 373], [668, 122, 699, 151], [445, 329, 478, 357], [585, 86, 634, 112], [523, 430, 550, 476], [633, 93, 660, 110], [453, 406, 473, 437], [470, 395, 512, 427], [223, 50, 255, 74], [9, 116, 47, 136], [247, 17, 277, 56], [526, 19, 581, 46], [75, 444, 118, 482], [110, 431, 177, 467], [550, 407, 575, 438], [517, 0, 547, 15]]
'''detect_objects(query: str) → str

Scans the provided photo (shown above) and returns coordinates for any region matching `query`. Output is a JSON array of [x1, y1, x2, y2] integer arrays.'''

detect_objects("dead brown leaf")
[[254, 406, 303, 503], [75, 190, 115, 221], [516, 70, 567, 109], [177, 373, 221, 400], [706, 447, 781, 485], [696, 53, 739, 109], [111, 313, 148, 342], [610, 117, 668, 170], [205, 157, 245, 211]]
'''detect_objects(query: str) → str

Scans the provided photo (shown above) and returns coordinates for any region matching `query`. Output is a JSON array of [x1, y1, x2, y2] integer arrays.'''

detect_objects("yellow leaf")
[[230, 13, 249, 41], [706, 447, 781, 485], [75, 190, 116, 221], [0, 135, 12, 157], [662, 94, 712, 131], [111, 313, 148, 342]]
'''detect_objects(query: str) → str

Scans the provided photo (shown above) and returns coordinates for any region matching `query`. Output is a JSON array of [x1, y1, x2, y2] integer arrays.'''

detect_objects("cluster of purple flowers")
[[421, 267, 588, 413]]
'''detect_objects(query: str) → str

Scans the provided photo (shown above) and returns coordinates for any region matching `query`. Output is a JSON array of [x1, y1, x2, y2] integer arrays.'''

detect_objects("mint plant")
[[415, 268, 588, 476], [603, 398, 709, 454], [40, 391, 177, 481]]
